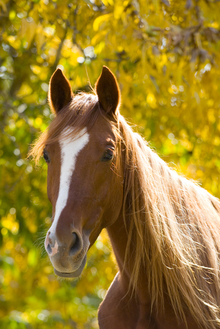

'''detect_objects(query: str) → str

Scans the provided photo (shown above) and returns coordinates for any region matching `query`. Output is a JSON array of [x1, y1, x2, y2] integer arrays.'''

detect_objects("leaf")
[[20, 19, 37, 47], [93, 13, 113, 31], [36, 26, 45, 53], [114, 5, 124, 19], [0, 0, 7, 12]]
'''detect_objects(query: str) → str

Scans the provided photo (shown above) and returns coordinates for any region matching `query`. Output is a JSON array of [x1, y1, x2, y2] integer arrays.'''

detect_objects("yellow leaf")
[[102, 0, 114, 5], [0, 1, 7, 12], [36, 26, 45, 53], [20, 19, 37, 47], [147, 93, 157, 108], [7, 36, 20, 49], [9, 10, 16, 20], [114, 5, 124, 19], [207, 109, 215, 123], [91, 30, 107, 46], [93, 13, 113, 31], [56, 23, 65, 40], [94, 41, 106, 55], [30, 65, 41, 75], [17, 83, 32, 97]]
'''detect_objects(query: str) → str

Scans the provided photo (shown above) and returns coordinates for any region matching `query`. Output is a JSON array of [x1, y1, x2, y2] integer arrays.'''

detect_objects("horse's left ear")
[[95, 66, 121, 117], [48, 68, 73, 114]]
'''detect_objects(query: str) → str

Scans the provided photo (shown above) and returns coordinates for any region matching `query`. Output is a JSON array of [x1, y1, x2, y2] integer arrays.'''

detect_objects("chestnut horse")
[[31, 67, 220, 329]]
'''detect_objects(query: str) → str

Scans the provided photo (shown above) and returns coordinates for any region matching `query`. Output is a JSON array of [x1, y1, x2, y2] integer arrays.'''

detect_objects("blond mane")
[[119, 115, 220, 328], [30, 94, 220, 328]]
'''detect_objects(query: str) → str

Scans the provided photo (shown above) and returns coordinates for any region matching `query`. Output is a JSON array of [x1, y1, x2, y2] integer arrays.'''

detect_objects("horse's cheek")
[[103, 186, 123, 227], [47, 167, 53, 204], [47, 165, 60, 206]]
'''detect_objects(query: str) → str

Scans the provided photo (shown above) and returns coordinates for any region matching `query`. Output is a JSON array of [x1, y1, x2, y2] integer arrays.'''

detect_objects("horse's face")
[[44, 67, 123, 278]]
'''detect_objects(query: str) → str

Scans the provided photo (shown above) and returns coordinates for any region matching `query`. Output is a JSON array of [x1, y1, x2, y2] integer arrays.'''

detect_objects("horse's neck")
[[106, 213, 127, 272], [106, 213, 142, 289], [106, 212, 151, 304]]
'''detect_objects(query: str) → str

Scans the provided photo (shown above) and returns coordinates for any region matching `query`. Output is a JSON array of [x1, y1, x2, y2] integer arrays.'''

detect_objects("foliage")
[[1, 0, 220, 328]]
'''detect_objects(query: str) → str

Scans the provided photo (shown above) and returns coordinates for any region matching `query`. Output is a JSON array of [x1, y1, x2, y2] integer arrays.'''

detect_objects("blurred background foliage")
[[1, 0, 220, 328]]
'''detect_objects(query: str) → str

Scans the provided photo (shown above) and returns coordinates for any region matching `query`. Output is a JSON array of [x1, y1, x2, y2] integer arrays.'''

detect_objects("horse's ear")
[[95, 66, 121, 117], [48, 68, 73, 114]]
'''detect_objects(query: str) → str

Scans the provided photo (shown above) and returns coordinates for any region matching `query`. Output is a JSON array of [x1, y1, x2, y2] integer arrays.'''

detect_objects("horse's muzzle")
[[45, 229, 89, 278]]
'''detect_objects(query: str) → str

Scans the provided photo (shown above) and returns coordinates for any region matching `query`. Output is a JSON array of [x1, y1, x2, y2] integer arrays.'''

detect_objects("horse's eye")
[[43, 149, 50, 163], [101, 148, 114, 162]]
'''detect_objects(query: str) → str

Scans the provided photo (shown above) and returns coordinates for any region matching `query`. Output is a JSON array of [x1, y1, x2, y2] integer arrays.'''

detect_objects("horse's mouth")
[[53, 255, 87, 278]]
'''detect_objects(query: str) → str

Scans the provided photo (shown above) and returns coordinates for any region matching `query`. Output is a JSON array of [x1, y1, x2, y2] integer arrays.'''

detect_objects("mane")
[[29, 93, 100, 162], [119, 115, 220, 328]]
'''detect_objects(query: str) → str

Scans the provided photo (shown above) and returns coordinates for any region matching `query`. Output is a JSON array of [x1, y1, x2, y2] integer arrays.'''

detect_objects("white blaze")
[[49, 127, 89, 235]]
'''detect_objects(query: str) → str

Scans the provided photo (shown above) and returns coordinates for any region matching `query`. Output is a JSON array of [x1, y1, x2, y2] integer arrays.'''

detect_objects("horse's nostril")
[[47, 243, 52, 254], [72, 232, 77, 245], [70, 232, 80, 255]]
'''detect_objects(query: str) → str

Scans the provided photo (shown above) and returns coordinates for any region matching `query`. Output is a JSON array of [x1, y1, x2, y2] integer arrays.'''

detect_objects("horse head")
[[44, 67, 124, 278]]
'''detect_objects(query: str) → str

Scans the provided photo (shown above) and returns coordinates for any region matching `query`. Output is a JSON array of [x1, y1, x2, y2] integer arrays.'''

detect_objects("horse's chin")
[[53, 255, 87, 278]]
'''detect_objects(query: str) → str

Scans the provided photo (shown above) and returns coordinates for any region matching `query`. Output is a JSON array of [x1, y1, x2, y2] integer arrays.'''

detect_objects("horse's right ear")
[[48, 68, 73, 114]]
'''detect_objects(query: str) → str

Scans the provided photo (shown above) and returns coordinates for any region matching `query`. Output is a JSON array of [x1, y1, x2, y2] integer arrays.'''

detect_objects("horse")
[[30, 66, 220, 328]]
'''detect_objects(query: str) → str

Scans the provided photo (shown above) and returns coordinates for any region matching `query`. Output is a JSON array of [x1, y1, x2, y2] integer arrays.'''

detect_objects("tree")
[[1, 0, 220, 328]]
